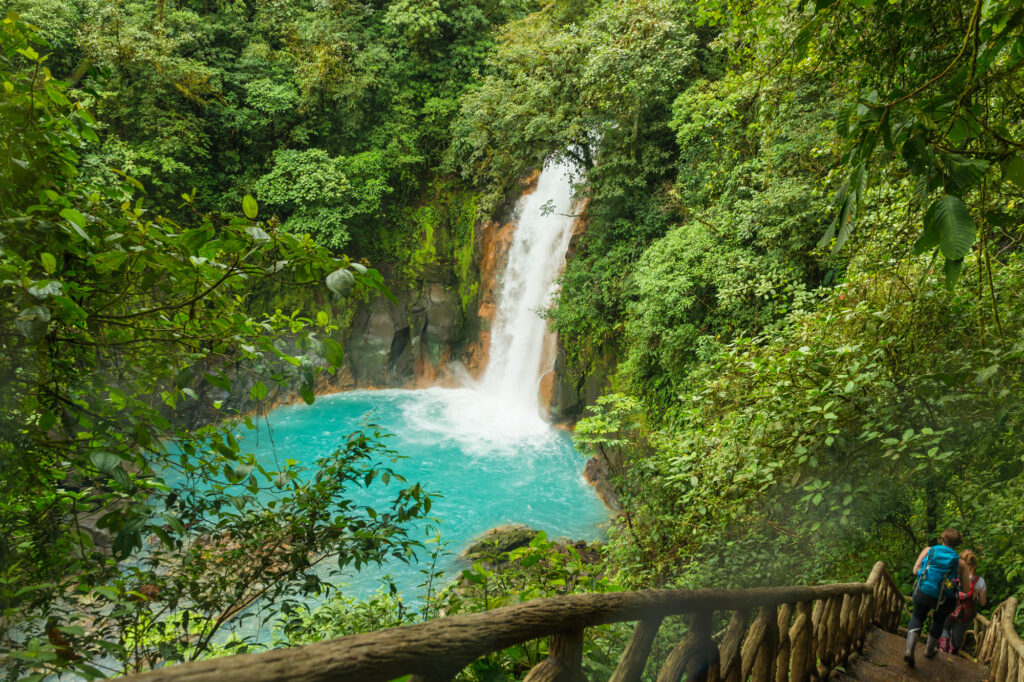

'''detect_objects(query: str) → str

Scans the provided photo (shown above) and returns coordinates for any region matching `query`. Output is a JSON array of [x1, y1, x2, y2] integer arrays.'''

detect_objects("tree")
[[254, 148, 391, 250], [0, 14, 430, 677]]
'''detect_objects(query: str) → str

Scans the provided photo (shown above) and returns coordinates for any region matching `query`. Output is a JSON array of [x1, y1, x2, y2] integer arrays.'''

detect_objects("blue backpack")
[[916, 545, 960, 600]]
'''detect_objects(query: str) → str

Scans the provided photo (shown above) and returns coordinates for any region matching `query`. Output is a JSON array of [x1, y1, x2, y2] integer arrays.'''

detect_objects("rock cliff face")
[[346, 263, 468, 388], [343, 175, 538, 390], [342, 218, 516, 388]]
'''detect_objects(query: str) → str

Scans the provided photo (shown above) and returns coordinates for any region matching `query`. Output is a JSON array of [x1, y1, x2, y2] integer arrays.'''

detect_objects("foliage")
[[573, 393, 644, 478], [450, 0, 699, 210], [787, 0, 1024, 291], [610, 254, 1024, 594], [0, 15, 431, 678], [0, 0, 538, 274], [254, 148, 391, 250], [266, 530, 627, 681], [274, 590, 413, 648], [5, 0, 1024, 671]]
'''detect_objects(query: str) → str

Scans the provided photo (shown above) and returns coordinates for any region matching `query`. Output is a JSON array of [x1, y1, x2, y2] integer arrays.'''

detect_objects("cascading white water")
[[399, 159, 582, 443], [481, 160, 580, 418]]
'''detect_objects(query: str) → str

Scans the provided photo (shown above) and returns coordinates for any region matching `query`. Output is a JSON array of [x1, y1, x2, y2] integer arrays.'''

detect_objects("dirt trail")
[[836, 627, 988, 681]]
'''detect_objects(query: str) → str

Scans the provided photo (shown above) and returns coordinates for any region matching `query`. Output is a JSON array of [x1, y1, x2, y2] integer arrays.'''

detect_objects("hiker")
[[904, 528, 971, 667], [940, 549, 988, 654]]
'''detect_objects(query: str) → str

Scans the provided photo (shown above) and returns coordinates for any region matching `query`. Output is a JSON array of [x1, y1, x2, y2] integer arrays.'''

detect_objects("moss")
[[451, 192, 479, 313], [405, 204, 440, 281], [375, 184, 481, 308]]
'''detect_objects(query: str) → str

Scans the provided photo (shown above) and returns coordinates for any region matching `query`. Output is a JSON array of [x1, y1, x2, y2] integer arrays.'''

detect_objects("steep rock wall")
[[540, 200, 615, 423], [343, 175, 538, 389]]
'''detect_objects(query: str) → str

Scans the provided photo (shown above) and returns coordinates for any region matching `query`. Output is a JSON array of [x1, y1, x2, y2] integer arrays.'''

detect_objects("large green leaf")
[[943, 258, 964, 290], [59, 207, 92, 243], [242, 194, 259, 220], [321, 338, 344, 367], [203, 372, 232, 392], [250, 380, 268, 401], [90, 451, 121, 473], [941, 153, 989, 193], [924, 195, 975, 260], [912, 218, 940, 255]]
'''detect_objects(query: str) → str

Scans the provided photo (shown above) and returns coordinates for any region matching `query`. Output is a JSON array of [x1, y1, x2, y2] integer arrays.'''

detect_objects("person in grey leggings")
[[904, 529, 971, 667]]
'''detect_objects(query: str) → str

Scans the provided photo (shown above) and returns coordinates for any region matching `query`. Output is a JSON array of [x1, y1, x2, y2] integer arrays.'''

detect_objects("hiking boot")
[[925, 635, 939, 658], [905, 629, 920, 668]]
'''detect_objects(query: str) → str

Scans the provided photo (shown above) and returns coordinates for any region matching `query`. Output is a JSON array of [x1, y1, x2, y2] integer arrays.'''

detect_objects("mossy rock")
[[463, 524, 540, 562]]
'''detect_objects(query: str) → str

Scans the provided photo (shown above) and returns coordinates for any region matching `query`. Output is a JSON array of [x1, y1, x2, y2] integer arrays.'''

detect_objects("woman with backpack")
[[940, 549, 988, 654], [904, 528, 971, 668]]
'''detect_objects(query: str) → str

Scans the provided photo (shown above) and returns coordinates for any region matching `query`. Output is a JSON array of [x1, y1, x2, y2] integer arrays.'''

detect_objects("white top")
[[971, 575, 987, 601]]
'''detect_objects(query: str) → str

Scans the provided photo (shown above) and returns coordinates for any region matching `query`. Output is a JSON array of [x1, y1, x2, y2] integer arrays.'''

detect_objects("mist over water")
[[227, 160, 602, 637]]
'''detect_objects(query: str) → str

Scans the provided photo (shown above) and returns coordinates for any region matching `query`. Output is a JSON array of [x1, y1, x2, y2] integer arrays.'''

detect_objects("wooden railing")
[[977, 597, 1024, 682], [126, 561, 907, 682]]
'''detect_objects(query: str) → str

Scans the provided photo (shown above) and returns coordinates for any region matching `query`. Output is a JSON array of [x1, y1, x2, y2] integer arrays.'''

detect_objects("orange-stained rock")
[[477, 302, 496, 321], [464, 217, 516, 376], [521, 169, 541, 195], [538, 369, 555, 410], [463, 332, 491, 380], [476, 220, 516, 307], [414, 345, 451, 388], [571, 197, 590, 238]]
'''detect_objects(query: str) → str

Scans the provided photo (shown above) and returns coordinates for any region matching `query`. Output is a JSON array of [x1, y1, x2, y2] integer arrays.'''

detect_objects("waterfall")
[[481, 160, 580, 419]]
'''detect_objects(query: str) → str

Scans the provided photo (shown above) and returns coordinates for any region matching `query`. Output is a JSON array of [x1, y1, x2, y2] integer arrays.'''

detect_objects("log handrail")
[[126, 562, 909, 682], [976, 597, 1024, 682]]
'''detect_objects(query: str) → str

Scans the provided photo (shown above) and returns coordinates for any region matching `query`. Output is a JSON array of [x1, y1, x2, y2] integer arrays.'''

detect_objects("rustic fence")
[[125, 561, 908, 682], [977, 597, 1024, 682]]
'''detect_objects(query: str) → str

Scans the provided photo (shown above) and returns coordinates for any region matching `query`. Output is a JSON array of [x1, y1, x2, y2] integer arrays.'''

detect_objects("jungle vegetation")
[[2, 0, 1024, 678]]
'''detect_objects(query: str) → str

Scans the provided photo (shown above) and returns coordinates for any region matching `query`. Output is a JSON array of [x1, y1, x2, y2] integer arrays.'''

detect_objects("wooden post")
[[846, 593, 863, 654], [813, 598, 831, 668], [525, 630, 587, 682], [811, 600, 825, 642], [789, 601, 814, 682], [996, 637, 1009, 682], [610, 617, 664, 682], [824, 595, 841, 667], [872, 582, 885, 627], [718, 610, 748, 682], [685, 610, 717, 682], [837, 593, 852, 658], [980, 609, 1000, 663], [887, 590, 900, 631], [750, 606, 779, 682], [989, 620, 1004, 681], [775, 604, 793, 682], [823, 593, 839, 659], [658, 611, 718, 682]]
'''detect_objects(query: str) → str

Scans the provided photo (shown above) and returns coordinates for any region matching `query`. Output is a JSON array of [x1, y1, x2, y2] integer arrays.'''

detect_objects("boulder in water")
[[463, 524, 604, 570], [463, 524, 540, 562]]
